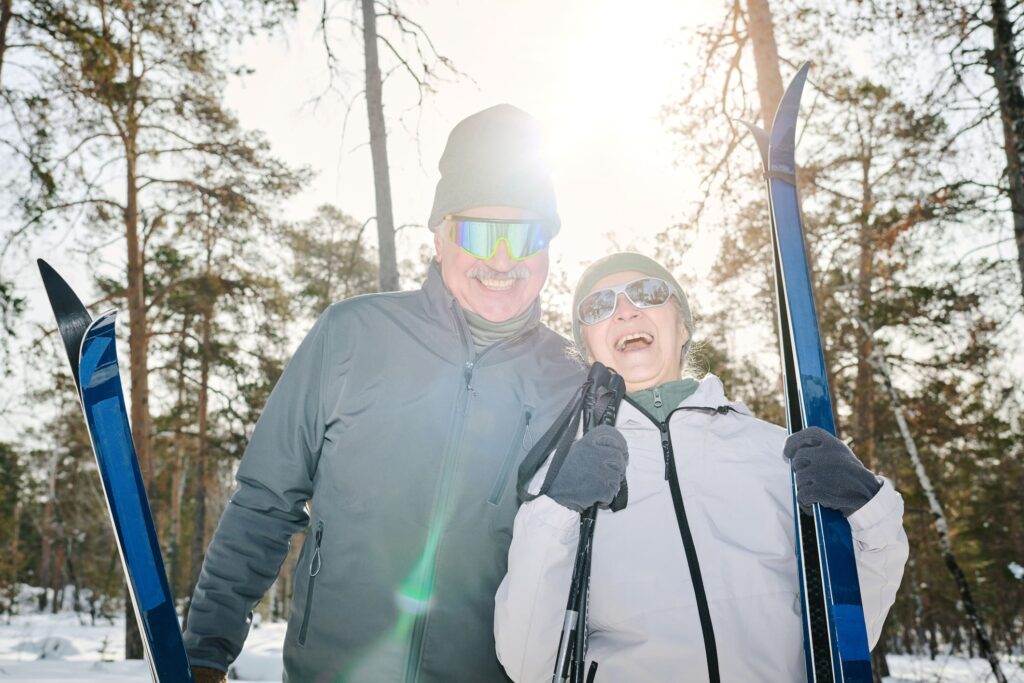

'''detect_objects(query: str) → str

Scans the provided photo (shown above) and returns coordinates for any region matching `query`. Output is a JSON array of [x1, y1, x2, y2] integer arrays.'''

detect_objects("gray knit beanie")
[[572, 252, 694, 362], [428, 104, 560, 234]]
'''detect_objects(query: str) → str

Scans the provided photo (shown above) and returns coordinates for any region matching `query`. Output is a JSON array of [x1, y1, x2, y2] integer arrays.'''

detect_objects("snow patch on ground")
[[887, 653, 1024, 682], [11, 635, 79, 658], [0, 612, 284, 681], [0, 612, 1021, 681]]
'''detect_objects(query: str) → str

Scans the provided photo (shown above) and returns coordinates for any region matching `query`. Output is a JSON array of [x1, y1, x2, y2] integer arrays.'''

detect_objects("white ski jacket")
[[494, 375, 908, 683]]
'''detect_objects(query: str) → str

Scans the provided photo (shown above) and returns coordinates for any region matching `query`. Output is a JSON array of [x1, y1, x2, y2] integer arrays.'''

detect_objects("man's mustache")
[[466, 263, 531, 280]]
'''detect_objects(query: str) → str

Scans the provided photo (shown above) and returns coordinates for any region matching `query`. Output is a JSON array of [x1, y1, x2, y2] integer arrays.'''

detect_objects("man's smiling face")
[[434, 206, 550, 322]]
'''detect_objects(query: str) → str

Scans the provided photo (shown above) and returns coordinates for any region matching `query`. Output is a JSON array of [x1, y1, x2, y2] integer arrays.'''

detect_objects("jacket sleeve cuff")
[[521, 495, 581, 540], [847, 478, 904, 546]]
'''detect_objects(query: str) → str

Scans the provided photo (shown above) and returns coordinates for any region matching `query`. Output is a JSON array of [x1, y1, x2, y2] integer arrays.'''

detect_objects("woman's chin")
[[615, 366, 662, 392]]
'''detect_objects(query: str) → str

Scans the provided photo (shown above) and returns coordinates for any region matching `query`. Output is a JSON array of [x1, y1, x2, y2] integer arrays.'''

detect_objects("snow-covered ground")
[[0, 613, 284, 681], [0, 612, 1021, 681]]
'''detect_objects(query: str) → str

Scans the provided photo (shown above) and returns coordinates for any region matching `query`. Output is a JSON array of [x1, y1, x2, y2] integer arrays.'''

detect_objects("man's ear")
[[433, 230, 443, 263]]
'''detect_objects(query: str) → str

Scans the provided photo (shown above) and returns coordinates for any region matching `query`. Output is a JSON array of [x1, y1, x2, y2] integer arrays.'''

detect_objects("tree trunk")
[[0, 0, 13, 86], [746, 0, 785, 128], [866, 337, 1008, 683], [168, 432, 186, 597], [8, 497, 19, 614], [856, 151, 883, 683], [53, 541, 65, 612], [871, 636, 890, 683], [184, 292, 213, 627], [194, 304, 212, 554], [38, 452, 58, 612], [123, 124, 148, 662], [8, 494, 19, 565], [361, 0, 399, 292], [987, 0, 1024, 303], [125, 154, 152, 488], [168, 318, 190, 598], [853, 155, 878, 471]]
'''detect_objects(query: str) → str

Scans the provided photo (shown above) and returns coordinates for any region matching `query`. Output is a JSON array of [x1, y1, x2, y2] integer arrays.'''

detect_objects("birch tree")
[[863, 325, 1007, 683]]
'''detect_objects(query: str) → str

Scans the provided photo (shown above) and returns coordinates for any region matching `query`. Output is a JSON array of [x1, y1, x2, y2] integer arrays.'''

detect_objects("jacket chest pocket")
[[487, 406, 534, 506]]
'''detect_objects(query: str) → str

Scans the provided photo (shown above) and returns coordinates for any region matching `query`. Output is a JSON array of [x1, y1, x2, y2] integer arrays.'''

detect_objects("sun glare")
[[544, 3, 714, 274]]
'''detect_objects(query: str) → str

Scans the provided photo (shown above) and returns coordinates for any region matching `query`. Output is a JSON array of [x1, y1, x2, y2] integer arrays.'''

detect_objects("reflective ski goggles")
[[447, 215, 551, 261], [576, 277, 674, 326]]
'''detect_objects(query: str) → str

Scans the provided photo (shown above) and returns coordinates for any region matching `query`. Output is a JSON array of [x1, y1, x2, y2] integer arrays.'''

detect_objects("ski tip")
[[768, 62, 812, 172], [37, 257, 56, 279], [37, 258, 92, 391], [38, 259, 88, 314], [737, 120, 770, 169]]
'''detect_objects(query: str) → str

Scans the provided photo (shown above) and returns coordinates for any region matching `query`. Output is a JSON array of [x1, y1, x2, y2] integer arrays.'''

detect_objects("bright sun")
[[542, 2, 716, 271]]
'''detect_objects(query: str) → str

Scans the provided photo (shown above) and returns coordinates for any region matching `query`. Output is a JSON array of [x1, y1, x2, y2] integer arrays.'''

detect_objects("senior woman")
[[494, 252, 908, 682]]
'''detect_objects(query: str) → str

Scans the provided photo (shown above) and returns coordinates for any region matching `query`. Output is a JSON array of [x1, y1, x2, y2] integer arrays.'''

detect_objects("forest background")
[[0, 1, 1022, 681]]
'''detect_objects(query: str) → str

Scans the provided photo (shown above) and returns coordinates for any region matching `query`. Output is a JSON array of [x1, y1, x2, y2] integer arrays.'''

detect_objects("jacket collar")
[[421, 260, 543, 351], [619, 374, 752, 427], [680, 374, 752, 415]]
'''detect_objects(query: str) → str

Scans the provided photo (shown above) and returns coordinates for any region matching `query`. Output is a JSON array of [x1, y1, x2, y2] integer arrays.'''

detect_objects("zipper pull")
[[659, 423, 671, 481], [653, 386, 663, 409], [463, 360, 475, 388], [310, 521, 324, 577]]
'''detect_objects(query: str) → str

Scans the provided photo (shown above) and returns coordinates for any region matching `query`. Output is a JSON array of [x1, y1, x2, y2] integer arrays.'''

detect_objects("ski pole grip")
[[600, 374, 628, 511], [582, 363, 612, 431], [598, 374, 625, 426]]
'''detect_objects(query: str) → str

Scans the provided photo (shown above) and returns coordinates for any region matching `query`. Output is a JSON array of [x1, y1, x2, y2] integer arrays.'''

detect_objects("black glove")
[[546, 425, 628, 513], [783, 426, 882, 517]]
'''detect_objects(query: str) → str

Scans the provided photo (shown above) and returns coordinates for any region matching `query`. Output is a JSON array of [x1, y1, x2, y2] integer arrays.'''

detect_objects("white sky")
[[224, 0, 720, 277]]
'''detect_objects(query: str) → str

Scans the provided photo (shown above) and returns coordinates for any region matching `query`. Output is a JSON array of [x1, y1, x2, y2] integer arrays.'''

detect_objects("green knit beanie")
[[572, 252, 694, 361], [428, 104, 560, 234]]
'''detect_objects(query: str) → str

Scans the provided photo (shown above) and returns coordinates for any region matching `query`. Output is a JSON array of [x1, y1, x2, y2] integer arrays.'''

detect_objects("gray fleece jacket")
[[183, 264, 583, 683]]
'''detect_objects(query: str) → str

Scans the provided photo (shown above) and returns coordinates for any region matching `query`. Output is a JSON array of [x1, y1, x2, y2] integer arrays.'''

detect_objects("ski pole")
[[571, 372, 625, 683], [552, 364, 625, 683], [551, 364, 605, 683]]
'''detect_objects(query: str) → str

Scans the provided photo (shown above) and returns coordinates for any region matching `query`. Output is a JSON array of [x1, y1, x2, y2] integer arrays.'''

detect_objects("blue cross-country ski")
[[742, 64, 873, 682], [38, 259, 194, 683]]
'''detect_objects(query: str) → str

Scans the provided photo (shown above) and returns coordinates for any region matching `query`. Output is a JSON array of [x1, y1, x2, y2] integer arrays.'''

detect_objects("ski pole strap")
[[534, 406, 584, 501], [762, 170, 797, 185], [517, 383, 586, 503]]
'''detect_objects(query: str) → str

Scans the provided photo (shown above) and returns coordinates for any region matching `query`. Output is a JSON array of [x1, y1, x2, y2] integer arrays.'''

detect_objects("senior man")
[[184, 105, 583, 683]]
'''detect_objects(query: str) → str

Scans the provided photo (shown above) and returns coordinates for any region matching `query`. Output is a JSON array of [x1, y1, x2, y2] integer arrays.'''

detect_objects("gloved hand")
[[192, 665, 228, 683], [547, 425, 628, 513], [783, 426, 882, 517]]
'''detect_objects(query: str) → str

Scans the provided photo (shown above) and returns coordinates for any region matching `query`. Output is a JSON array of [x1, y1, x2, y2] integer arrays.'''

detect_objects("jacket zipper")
[[297, 520, 324, 646], [403, 302, 535, 682], [626, 393, 722, 683], [658, 420, 720, 683]]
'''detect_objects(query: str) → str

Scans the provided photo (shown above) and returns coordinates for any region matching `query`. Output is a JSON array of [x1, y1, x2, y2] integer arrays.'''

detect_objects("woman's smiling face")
[[580, 270, 688, 393]]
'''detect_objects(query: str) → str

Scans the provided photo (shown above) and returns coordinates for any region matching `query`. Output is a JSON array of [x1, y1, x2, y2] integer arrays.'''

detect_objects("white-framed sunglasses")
[[576, 277, 674, 326]]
